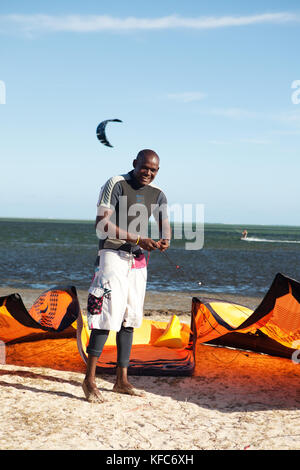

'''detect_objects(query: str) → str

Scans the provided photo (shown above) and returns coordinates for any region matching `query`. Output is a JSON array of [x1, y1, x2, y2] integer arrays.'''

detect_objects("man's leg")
[[112, 254, 147, 396], [113, 325, 145, 396], [82, 329, 109, 402]]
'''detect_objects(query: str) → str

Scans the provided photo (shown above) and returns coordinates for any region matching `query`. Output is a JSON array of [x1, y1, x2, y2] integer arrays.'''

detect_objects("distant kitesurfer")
[[82, 149, 171, 402], [241, 230, 248, 239]]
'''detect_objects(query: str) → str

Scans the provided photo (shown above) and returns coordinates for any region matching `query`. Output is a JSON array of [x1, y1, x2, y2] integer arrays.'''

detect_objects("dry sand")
[[0, 287, 299, 451]]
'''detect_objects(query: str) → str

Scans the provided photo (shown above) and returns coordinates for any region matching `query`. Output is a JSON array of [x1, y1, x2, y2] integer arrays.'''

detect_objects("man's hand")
[[138, 238, 159, 251], [156, 239, 170, 252]]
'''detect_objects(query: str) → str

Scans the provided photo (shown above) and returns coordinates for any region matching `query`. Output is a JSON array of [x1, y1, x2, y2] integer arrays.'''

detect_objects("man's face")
[[133, 155, 159, 186]]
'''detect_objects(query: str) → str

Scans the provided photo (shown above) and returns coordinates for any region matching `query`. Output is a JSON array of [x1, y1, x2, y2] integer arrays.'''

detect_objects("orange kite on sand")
[[1, 273, 299, 376]]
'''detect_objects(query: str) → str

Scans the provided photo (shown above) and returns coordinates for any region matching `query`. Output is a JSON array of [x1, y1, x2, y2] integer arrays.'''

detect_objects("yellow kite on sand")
[[1, 273, 299, 375]]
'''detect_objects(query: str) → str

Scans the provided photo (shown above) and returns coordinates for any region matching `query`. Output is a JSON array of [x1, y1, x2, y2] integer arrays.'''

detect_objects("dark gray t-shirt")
[[96, 170, 168, 251]]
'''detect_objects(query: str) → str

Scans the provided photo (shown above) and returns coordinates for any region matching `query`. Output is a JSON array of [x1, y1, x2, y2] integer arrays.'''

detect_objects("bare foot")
[[82, 380, 105, 403], [113, 383, 146, 397]]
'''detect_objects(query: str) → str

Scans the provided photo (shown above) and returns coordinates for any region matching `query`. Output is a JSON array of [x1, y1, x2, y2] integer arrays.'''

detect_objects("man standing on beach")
[[82, 149, 171, 402]]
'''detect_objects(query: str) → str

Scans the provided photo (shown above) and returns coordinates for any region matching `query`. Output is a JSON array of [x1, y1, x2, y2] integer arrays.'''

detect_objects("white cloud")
[[239, 138, 271, 144], [208, 138, 271, 145], [208, 140, 231, 145], [0, 12, 299, 34], [207, 108, 300, 125], [167, 92, 206, 103], [272, 129, 300, 135], [209, 108, 260, 119], [275, 110, 300, 124]]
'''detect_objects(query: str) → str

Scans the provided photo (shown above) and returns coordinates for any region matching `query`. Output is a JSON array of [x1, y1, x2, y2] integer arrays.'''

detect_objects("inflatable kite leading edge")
[[0, 273, 299, 376], [0, 286, 80, 344], [193, 272, 300, 360]]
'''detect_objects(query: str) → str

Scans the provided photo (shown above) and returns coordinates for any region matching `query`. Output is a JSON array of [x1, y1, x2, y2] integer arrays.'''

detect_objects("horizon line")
[[0, 216, 299, 228]]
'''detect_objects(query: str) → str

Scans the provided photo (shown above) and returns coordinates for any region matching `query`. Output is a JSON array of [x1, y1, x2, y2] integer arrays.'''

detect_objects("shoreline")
[[0, 286, 263, 323], [0, 286, 263, 313]]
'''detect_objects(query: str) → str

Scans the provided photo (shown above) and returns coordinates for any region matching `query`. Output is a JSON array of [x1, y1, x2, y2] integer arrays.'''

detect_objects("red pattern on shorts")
[[87, 294, 104, 315]]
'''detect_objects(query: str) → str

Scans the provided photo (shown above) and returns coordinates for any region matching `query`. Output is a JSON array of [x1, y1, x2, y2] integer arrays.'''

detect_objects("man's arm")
[[157, 217, 171, 252], [95, 209, 159, 251], [152, 192, 171, 252]]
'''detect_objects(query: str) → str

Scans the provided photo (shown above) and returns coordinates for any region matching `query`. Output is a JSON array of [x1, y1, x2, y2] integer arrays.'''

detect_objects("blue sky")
[[0, 0, 299, 224]]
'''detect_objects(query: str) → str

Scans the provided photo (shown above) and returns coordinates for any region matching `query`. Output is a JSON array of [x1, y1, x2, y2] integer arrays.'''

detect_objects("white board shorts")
[[87, 249, 147, 331]]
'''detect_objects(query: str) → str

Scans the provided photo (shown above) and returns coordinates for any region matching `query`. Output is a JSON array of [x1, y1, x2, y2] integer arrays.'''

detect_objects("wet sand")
[[0, 286, 263, 321]]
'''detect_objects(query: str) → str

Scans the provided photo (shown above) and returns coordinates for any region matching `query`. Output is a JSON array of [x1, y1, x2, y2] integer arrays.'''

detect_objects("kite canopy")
[[193, 272, 300, 359], [96, 119, 122, 147], [1, 273, 300, 376], [76, 312, 194, 376], [0, 287, 80, 344]]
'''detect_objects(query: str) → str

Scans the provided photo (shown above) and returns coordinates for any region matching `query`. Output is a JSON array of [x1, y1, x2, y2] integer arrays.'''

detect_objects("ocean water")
[[0, 219, 299, 297]]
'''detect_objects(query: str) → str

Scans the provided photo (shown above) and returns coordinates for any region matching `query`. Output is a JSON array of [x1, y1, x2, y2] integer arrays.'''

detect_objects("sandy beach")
[[0, 287, 299, 451]]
